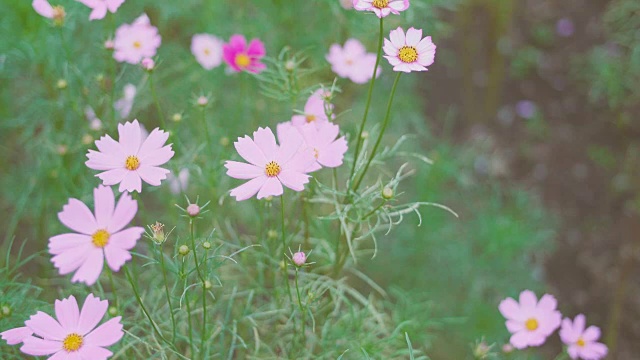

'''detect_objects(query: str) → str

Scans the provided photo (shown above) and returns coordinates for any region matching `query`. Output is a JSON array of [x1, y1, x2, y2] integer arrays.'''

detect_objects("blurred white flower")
[[114, 83, 136, 119]]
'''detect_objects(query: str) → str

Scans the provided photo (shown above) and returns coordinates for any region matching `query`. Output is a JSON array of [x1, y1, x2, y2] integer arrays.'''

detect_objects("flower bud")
[[197, 96, 208, 107], [219, 137, 229, 147], [141, 57, 155, 71], [56, 79, 67, 90], [1, 305, 11, 317], [52, 6, 65, 27], [187, 204, 200, 217], [292, 252, 306, 267], [473, 342, 491, 359], [284, 60, 295, 72], [267, 230, 278, 239], [204, 280, 212, 289], [150, 222, 166, 244], [56, 145, 68, 156], [361, 131, 369, 139], [178, 245, 190, 256], [104, 39, 115, 50], [82, 134, 94, 145], [171, 113, 182, 122], [382, 186, 394, 200], [108, 306, 118, 316], [202, 241, 211, 250], [501, 344, 514, 353]]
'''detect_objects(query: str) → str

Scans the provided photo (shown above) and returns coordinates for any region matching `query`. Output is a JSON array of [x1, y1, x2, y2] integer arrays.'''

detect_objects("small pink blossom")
[[292, 251, 307, 266], [383, 27, 436, 73], [327, 39, 380, 84], [222, 34, 266, 74], [86, 119, 174, 193], [76, 0, 125, 21], [224, 127, 315, 201], [191, 34, 224, 70], [187, 204, 200, 217], [2, 294, 123, 359], [49, 186, 143, 285], [560, 315, 608, 360], [354, 0, 409, 18], [499, 290, 562, 349], [291, 89, 334, 128], [141, 57, 155, 71], [113, 14, 161, 64], [278, 121, 348, 172]]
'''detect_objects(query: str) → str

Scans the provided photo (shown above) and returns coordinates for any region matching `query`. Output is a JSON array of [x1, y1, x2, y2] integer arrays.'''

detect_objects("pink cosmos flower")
[[277, 121, 348, 172], [86, 119, 174, 193], [76, 0, 125, 21], [222, 34, 266, 74], [191, 34, 224, 70], [354, 0, 409, 18], [113, 14, 161, 64], [49, 185, 144, 285], [1, 294, 123, 359], [499, 290, 562, 349], [383, 27, 436, 73], [326, 39, 380, 84], [291, 89, 334, 128], [224, 127, 315, 201], [560, 314, 608, 360]]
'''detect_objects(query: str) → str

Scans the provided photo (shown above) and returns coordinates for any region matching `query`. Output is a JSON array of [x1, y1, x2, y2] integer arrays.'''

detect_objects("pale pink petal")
[[389, 28, 406, 48], [106, 0, 125, 12], [94, 186, 115, 229], [499, 297, 522, 320], [1, 327, 33, 345], [583, 325, 601, 342], [49, 350, 78, 360], [118, 120, 142, 155], [107, 192, 137, 233], [257, 177, 284, 199], [137, 128, 170, 159], [32, 0, 54, 18], [405, 28, 422, 47], [277, 170, 310, 192], [118, 171, 142, 193], [275, 127, 304, 165], [77, 294, 108, 335], [234, 135, 267, 167], [140, 145, 173, 167], [108, 226, 144, 251], [71, 249, 104, 286], [343, 38, 366, 56], [383, 39, 398, 57], [86, 150, 124, 170], [573, 314, 586, 334], [58, 199, 98, 235], [509, 331, 532, 349], [83, 316, 123, 348], [104, 245, 131, 271], [286, 148, 316, 173], [276, 122, 297, 144], [536, 294, 557, 312], [394, 63, 412, 72], [78, 345, 113, 360], [506, 319, 523, 333], [49, 233, 92, 255], [229, 176, 267, 201], [560, 318, 580, 343], [584, 343, 608, 358], [55, 295, 80, 332], [96, 168, 128, 186], [527, 331, 547, 347], [89, 5, 108, 20], [137, 165, 170, 186], [253, 127, 278, 158], [51, 243, 93, 275], [25, 311, 64, 341], [225, 161, 265, 179], [568, 345, 580, 359], [318, 137, 348, 168], [389, 0, 410, 11], [20, 337, 62, 356], [95, 135, 126, 160], [518, 290, 538, 310]]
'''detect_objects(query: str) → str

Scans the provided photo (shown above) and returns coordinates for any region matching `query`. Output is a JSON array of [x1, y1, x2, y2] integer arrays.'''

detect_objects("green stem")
[[294, 269, 307, 346], [352, 72, 402, 193], [158, 244, 177, 343], [104, 257, 119, 310], [348, 17, 384, 192], [281, 195, 294, 305], [124, 265, 174, 349], [181, 256, 196, 359], [200, 107, 212, 154], [190, 219, 207, 354], [149, 74, 167, 130]]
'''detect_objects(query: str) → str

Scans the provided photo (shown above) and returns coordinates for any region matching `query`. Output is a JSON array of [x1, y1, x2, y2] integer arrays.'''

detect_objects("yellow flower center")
[[235, 54, 251, 68], [53, 6, 66, 24], [398, 46, 418, 63], [62, 333, 83, 352], [372, 0, 389, 8], [265, 161, 281, 177], [92, 229, 110, 248], [576, 337, 586, 347], [125, 155, 140, 170], [133, 41, 142, 49], [305, 114, 317, 123], [525, 318, 539, 331], [203, 48, 210, 55]]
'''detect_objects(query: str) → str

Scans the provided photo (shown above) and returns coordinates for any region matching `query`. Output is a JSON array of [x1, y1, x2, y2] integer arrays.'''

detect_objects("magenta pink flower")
[[499, 290, 562, 349], [383, 27, 436, 73], [278, 121, 347, 172], [49, 185, 144, 285], [224, 127, 315, 201], [2, 294, 123, 359], [113, 14, 161, 64], [222, 34, 266, 74], [354, 0, 409, 18], [560, 315, 608, 360], [191, 34, 224, 70], [291, 89, 333, 128], [76, 0, 125, 21], [86, 119, 174, 193], [326, 39, 380, 84]]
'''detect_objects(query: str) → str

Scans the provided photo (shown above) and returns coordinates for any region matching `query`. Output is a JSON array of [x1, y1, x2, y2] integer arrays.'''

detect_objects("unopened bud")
[[284, 60, 295, 72], [1, 305, 11, 317], [382, 187, 393, 200], [150, 222, 166, 244], [187, 204, 200, 217], [204, 280, 212, 289], [141, 57, 155, 71], [292, 252, 306, 267], [267, 230, 278, 239], [104, 39, 115, 50], [197, 96, 208, 107], [178, 245, 190, 256], [82, 134, 93, 145], [171, 113, 182, 122], [473, 342, 491, 359], [108, 306, 118, 316], [502, 344, 514, 353], [219, 137, 229, 147], [56, 145, 68, 156], [361, 131, 369, 139], [56, 79, 67, 89], [265, 196, 273, 202], [202, 241, 211, 250]]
